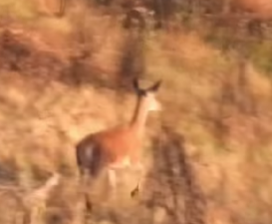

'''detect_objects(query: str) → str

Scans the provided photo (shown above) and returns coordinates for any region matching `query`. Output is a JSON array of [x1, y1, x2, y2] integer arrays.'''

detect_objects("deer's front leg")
[[131, 162, 145, 197], [107, 168, 118, 197]]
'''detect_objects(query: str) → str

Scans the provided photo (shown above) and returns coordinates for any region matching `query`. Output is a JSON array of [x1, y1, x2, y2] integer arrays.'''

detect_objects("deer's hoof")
[[130, 187, 140, 198]]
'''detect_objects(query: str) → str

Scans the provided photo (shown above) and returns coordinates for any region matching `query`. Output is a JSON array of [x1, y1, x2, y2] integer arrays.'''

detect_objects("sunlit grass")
[[0, 2, 272, 224], [0, 0, 37, 19]]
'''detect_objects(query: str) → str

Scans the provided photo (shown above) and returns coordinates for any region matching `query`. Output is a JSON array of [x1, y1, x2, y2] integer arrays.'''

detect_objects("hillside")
[[0, 1, 272, 224]]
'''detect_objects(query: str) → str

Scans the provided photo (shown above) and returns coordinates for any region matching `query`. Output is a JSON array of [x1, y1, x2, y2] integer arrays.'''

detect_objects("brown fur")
[[78, 125, 141, 166]]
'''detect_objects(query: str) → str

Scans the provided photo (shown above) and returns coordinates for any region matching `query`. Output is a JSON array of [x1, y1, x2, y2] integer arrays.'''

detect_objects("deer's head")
[[133, 79, 162, 112]]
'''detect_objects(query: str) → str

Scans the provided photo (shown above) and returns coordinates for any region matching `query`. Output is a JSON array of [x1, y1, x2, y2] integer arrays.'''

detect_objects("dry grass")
[[145, 28, 272, 224], [0, 1, 272, 224]]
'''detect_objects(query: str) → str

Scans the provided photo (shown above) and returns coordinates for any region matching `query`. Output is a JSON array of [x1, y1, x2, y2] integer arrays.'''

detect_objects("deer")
[[75, 79, 162, 200]]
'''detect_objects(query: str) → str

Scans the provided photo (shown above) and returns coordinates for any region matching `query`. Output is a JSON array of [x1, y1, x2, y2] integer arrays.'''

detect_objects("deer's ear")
[[148, 80, 162, 92]]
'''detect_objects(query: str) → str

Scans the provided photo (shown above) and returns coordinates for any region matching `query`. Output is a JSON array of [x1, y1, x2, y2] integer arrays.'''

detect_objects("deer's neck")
[[130, 97, 149, 137]]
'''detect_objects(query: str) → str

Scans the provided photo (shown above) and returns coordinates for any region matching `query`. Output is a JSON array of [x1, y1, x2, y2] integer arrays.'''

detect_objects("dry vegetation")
[[0, 0, 272, 224]]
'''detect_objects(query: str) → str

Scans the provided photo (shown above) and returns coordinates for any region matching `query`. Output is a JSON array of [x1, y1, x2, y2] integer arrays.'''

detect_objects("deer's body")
[[76, 79, 162, 197], [76, 125, 142, 174]]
